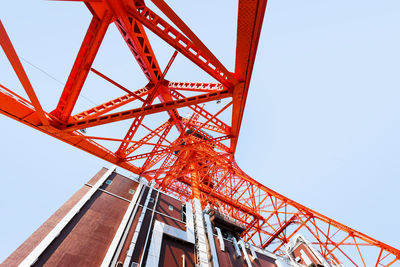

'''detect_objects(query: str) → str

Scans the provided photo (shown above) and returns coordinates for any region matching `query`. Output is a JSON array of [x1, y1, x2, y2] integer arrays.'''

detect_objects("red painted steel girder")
[[153, 144, 400, 266], [1, 1, 399, 265]]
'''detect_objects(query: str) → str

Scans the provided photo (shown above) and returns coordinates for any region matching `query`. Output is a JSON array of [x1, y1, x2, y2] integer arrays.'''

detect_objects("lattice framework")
[[0, 0, 399, 265]]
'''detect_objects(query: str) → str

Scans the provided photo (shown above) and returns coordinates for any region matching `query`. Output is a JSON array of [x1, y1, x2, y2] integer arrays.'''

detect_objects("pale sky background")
[[1, 0, 400, 263]]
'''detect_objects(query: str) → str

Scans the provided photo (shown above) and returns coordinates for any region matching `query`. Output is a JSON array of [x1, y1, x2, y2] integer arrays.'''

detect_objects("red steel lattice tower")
[[0, 0, 399, 266]]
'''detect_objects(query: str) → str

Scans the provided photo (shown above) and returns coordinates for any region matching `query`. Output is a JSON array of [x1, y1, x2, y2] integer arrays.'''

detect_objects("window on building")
[[181, 204, 186, 222]]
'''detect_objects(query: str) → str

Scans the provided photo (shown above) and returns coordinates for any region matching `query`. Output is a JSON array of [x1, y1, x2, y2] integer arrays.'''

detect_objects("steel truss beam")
[[0, 21, 49, 126], [152, 144, 400, 266], [0, 84, 140, 173], [52, 12, 113, 122], [168, 81, 225, 93], [1, 1, 399, 265], [126, 5, 235, 87], [63, 89, 231, 131], [72, 85, 150, 122]]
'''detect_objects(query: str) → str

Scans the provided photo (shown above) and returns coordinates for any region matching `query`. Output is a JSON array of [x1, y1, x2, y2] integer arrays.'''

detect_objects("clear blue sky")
[[1, 0, 399, 263]]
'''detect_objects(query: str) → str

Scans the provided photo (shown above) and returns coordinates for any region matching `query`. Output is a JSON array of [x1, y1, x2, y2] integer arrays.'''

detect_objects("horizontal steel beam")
[[64, 90, 231, 131], [0, 84, 141, 173]]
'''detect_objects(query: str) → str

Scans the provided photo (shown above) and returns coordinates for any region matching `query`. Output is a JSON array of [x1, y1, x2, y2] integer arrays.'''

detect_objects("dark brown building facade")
[[2, 167, 318, 267]]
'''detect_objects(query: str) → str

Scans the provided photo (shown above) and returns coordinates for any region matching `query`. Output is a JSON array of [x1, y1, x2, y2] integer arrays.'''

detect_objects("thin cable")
[[20, 56, 98, 106]]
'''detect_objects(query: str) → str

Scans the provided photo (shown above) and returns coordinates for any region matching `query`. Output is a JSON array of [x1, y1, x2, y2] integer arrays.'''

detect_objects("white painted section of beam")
[[286, 234, 332, 267], [163, 223, 193, 243], [145, 214, 196, 267], [275, 259, 285, 267], [204, 214, 219, 267], [100, 182, 143, 267], [185, 202, 195, 243], [123, 183, 154, 267], [215, 227, 225, 252], [300, 249, 312, 265], [19, 166, 116, 267], [145, 220, 165, 267], [110, 184, 147, 267], [193, 199, 210, 267], [232, 237, 242, 257], [252, 245, 277, 259], [248, 243, 258, 261], [239, 239, 252, 267], [138, 190, 160, 267]]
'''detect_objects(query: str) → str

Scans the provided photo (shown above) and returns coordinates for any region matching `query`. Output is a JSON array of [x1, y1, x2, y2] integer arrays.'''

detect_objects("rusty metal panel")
[[87, 167, 109, 185], [116, 206, 143, 264], [1, 168, 106, 266], [251, 250, 276, 267], [129, 210, 151, 264], [156, 192, 182, 221], [116, 187, 150, 264], [146, 190, 158, 210], [139, 187, 150, 205], [214, 236, 245, 267], [159, 236, 195, 267], [213, 237, 277, 267], [129, 193, 156, 264], [33, 190, 129, 266], [99, 172, 139, 200]]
